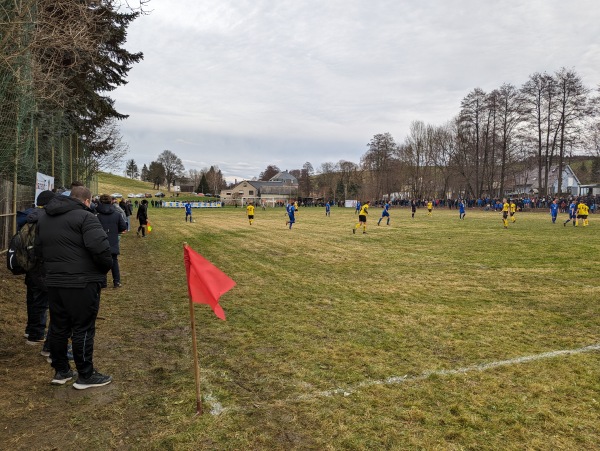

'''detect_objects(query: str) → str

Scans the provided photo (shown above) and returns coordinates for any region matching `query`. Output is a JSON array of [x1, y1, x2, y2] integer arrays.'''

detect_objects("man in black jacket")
[[96, 194, 127, 288], [36, 185, 114, 389]]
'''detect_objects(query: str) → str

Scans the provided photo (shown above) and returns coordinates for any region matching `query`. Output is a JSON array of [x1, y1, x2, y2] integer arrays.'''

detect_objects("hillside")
[[97, 172, 157, 196]]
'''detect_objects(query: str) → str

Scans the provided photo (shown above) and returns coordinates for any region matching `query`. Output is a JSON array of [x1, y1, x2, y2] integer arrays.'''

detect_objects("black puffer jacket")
[[96, 202, 127, 254], [36, 195, 112, 288]]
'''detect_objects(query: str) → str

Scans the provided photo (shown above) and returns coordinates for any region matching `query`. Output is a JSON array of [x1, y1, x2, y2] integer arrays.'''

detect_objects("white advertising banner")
[[163, 201, 222, 208], [345, 199, 358, 208], [35, 172, 54, 205]]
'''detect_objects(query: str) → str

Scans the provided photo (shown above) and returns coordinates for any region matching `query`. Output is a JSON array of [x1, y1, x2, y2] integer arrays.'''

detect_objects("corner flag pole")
[[184, 242, 203, 415]]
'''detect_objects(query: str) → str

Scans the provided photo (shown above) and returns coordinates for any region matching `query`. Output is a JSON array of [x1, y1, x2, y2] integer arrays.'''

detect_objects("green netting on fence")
[[1, 1, 98, 247]]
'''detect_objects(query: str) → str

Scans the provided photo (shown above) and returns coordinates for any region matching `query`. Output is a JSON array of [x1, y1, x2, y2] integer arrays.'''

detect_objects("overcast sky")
[[114, 0, 600, 183]]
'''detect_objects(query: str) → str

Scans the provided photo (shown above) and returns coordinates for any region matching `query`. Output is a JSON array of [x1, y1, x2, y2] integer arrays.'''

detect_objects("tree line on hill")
[[264, 68, 600, 201], [125, 150, 226, 194], [124, 67, 599, 201]]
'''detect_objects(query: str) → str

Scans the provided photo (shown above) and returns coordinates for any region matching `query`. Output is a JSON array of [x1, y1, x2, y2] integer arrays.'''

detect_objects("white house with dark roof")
[[220, 171, 298, 205], [510, 164, 581, 196]]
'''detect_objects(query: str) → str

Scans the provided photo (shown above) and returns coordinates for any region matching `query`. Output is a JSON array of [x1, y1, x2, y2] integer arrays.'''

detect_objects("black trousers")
[[48, 283, 101, 378], [25, 280, 48, 340]]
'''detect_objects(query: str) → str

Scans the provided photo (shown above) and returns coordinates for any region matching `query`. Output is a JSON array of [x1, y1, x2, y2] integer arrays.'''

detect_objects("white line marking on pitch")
[[298, 343, 600, 400], [203, 392, 225, 415], [205, 343, 600, 414]]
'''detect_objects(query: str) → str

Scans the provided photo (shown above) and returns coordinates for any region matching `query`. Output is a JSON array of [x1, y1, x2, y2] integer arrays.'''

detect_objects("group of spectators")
[[16, 182, 151, 391]]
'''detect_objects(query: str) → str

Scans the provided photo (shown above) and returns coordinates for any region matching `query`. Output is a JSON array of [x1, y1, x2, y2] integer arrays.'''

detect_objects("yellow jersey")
[[502, 202, 509, 212], [510, 202, 516, 213], [577, 203, 587, 215], [427, 202, 433, 210], [359, 204, 369, 215], [246, 205, 254, 215]]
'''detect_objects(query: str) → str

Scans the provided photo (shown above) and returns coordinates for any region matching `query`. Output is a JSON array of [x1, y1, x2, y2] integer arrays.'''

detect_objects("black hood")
[[44, 195, 87, 216], [95, 202, 116, 215]]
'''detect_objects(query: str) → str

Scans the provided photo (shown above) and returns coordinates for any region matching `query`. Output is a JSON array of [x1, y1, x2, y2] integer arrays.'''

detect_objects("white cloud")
[[115, 0, 600, 181]]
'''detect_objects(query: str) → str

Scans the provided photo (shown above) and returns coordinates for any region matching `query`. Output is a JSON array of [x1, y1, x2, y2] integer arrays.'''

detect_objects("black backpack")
[[6, 222, 38, 275]]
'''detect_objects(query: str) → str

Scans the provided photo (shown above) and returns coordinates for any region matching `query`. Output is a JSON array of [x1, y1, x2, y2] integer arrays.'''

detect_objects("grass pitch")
[[1, 200, 599, 450]]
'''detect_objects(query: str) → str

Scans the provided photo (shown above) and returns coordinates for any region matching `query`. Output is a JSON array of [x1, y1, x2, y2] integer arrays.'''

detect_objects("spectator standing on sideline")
[[96, 194, 127, 288], [36, 185, 113, 389], [23, 190, 55, 347], [136, 199, 149, 237], [120, 199, 133, 231], [112, 197, 126, 222]]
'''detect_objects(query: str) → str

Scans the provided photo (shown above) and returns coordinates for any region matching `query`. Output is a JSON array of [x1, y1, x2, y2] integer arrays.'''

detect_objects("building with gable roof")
[[220, 171, 298, 206], [510, 164, 581, 196]]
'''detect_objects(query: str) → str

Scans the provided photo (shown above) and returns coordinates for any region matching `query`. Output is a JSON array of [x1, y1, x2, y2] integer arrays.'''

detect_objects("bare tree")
[[521, 72, 561, 196], [457, 88, 491, 198], [317, 162, 338, 202], [429, 122, 456, 198], [401, 121, 430, 199], [554, 68, 590, 194], [157, 150, 185, 191], [188, 169, 201, 191], [337, 160, 360, 200], [299, 161, 314, 198], [89, 119, 128, 171], [204, 165, 226, 195], [495, 83, 525, 195], [362, 132, 398, 199]]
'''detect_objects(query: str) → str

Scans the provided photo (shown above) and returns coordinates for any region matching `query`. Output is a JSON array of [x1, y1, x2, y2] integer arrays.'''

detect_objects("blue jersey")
[[355, 202, 361, 211], [381, 203, 390, 216], [185, 203, 192, 214], [325, 202, 330, 211], [550, 203, 559, 216], [459, 202, 465, 213], [569, 202, 577, 218]]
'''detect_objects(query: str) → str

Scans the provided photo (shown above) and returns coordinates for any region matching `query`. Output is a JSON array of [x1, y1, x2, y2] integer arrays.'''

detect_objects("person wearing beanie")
[[36, 190, 55, 207]]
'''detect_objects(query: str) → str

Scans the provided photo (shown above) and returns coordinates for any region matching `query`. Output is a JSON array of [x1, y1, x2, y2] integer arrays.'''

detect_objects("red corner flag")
[[183, 245, 236, 320]]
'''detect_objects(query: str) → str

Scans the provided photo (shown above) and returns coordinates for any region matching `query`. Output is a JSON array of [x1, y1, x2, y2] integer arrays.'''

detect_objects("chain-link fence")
[[1, 2, 98, 251]]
